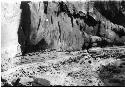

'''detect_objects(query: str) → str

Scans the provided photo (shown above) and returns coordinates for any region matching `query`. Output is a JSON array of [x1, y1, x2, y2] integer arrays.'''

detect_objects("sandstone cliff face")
[[93, 1, 125, 45], [29, 2, 85, 51], [2, 1, 125, 56], [24, 1, 125, 54]]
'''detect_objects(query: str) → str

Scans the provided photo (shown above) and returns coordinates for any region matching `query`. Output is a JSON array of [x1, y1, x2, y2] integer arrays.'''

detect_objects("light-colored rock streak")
[[1, 2, 21, 58]]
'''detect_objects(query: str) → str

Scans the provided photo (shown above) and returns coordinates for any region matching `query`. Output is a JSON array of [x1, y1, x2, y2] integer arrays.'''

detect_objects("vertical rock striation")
[[1, 1, 125, 55], [27, 1, 85, 52]]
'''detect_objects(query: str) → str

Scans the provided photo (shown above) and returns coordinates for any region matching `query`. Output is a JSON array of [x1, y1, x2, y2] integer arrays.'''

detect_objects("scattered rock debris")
[[1, 46, 125, 86]]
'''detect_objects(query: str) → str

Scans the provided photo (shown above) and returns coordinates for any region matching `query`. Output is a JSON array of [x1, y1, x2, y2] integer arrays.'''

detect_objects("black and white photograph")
[[1, 0, 125, 87]]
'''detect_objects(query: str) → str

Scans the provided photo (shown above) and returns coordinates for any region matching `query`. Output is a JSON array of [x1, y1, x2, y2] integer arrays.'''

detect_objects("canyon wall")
[[1, 1, 125, 56], [26, 1, 125, 53]]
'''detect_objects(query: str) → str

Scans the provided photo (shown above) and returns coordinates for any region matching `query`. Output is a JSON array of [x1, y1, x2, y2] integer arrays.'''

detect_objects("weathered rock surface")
[[28, 1, 84, 51], [1, 1, 125, 86], [17, 1, 125, 54], [94, 1, 125, 27], [1, 1, 125, 56]]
